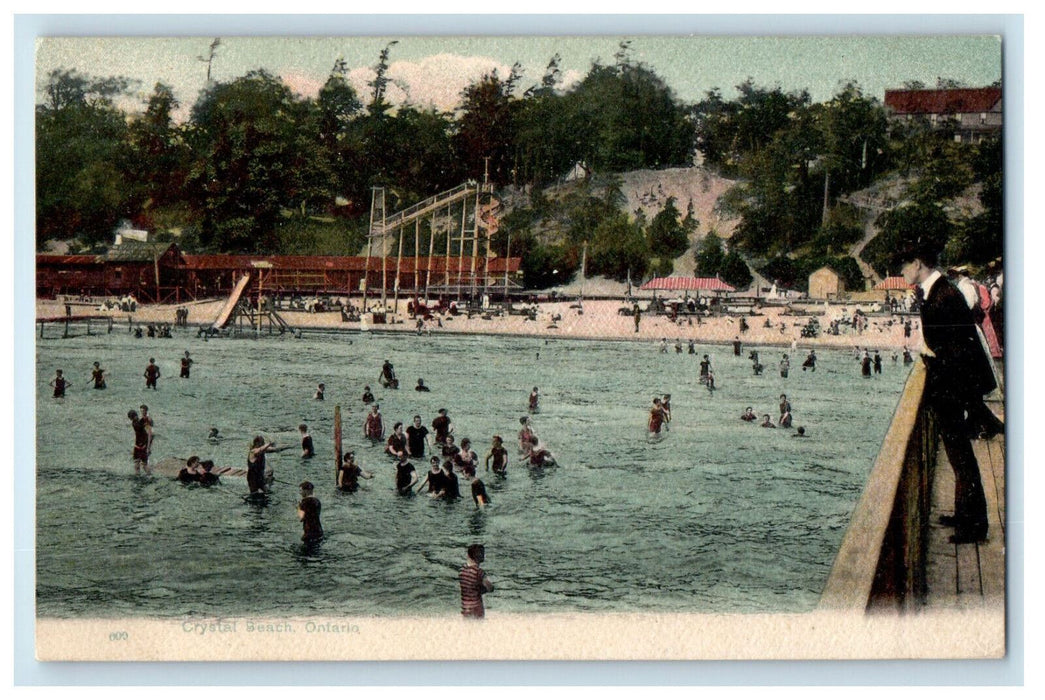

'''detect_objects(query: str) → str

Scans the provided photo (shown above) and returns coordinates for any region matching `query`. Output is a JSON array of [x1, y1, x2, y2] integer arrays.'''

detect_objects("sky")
[[34, 33, 1003, 122]]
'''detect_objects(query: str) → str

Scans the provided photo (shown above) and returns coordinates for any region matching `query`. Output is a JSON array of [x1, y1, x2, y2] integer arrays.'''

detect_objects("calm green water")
[[36, 328, 909, 618]]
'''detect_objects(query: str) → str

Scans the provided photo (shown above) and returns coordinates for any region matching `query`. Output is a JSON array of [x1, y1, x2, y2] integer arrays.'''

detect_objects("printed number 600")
[[109, 631, 128, 641]]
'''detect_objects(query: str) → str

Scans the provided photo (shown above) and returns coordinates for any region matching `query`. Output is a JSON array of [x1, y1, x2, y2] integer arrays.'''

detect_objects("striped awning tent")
[[874, 276, 914, 291], [639, 276, 736, 292]]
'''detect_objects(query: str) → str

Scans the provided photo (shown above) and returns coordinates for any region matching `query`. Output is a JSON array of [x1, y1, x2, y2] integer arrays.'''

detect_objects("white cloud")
[[280, 70, 325, 100], [560, 69, 583, 91], [348, 53, 516, 112]]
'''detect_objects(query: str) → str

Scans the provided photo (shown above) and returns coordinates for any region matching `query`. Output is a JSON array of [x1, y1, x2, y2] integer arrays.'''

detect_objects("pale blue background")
[[13, 12, 1024, 686]]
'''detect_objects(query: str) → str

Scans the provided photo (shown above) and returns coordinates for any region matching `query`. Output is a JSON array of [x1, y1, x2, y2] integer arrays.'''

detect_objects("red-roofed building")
[[884, 87, 1002, 143], [874, 276, 915, 291], [639, 276, 736, 293]]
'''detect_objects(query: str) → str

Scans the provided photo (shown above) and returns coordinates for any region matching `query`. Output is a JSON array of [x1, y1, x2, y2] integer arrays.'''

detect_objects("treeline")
[[36, 42, 1002, 292], [36, 42, 692, 257], [692, 79, 1002, 287]]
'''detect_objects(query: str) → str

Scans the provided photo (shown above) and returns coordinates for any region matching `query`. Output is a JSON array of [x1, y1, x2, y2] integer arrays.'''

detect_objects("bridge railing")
[[819, 359, 939, 612], [376, 181, 479, 233]]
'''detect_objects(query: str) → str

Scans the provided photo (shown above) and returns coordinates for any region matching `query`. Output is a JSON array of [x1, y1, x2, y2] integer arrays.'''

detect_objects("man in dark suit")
[[897, 240, 1001, 544]]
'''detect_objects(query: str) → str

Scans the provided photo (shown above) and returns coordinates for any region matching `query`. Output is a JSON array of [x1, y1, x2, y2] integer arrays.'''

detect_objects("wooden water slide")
[[211, 273, 251, 330]]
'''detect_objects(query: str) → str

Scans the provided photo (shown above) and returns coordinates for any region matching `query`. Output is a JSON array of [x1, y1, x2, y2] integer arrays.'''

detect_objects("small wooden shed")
[[808, 266, 845, 300]]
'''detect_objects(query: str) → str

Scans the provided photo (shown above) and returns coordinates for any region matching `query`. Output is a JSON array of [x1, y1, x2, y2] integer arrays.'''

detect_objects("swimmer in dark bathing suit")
[[247, 436, 280, 494], [419, 456, 446, 496], [178, 456, 202, 483], [51, 369, 68, 398], [337, 451, 373, 492], [299, 424, 315, 459], [180, 351, 193, 378], [386, 422, 407, 459], [471, 479, 491, 507], [406, 415, 430, 458], [89, 362, 106, 389], [440, 460, 461, 499], [394, 454, 418, 495], [432, 409, 453, 445], [297, 481, 323, 543], [127, 409, 151, 474], [144, 358, 160, 390], [441, 435, 461, 461], [485, 435, 508, 476], [197, 460, 220, 486], [525, 435, 556, 467]]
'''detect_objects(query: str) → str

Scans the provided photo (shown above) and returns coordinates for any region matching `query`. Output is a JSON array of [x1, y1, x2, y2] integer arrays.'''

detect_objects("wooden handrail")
[[819, 360, 931, 611]]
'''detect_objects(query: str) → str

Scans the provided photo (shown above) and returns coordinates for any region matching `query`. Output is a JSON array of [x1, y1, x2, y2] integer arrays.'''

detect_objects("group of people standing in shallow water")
[[52, 352, 196, 399], [229, 368, 558, 545]]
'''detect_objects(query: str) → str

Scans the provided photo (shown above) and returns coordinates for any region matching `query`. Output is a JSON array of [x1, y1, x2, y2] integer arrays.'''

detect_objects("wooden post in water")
[[334, 405, 342, 488]]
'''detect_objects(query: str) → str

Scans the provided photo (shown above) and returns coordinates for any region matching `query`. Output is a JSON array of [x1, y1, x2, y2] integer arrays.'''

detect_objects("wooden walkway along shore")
[[925, 396, 1006, 608]]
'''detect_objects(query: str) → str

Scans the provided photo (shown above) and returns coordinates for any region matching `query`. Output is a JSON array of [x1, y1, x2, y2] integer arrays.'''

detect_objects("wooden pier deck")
[[925, 399, 1006, 609]]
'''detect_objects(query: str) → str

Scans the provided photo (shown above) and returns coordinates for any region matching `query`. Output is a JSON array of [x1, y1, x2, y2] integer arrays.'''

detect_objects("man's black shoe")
[[938, 515, 960, 527], [949, 529, 988, 545]]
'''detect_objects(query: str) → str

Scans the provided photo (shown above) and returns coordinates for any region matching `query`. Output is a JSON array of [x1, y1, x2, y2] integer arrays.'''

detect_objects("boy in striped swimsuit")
[[459, 544, 494, 619]]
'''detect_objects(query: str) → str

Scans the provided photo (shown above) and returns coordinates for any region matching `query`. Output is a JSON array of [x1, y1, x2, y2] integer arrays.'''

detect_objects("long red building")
[[37, 242, 523, 302]]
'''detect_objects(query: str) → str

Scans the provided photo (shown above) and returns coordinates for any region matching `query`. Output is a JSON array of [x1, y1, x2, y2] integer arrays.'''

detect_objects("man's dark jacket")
[[920, 276, 996, 402]]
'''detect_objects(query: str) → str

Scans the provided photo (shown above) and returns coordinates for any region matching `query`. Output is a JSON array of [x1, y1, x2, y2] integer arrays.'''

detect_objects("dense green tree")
[[947, 134, 1002, 264], [647, 197, 690, 258], [693, 233, 753, 289], [811, 82, 889, 195], [185, 70, 314, 252], [693, 80, 810, 176], [36, 69, 138, 247], [454, 66, 521, 185], [126, 83, 191, 220], [567, 53, 693, 173], [367, 41, 399, 117], [864, 202, 954, 277], [513, 58, 584, 189], [310, 59, 364, 208], [694, 232, 726, 276], [587, 212, 650, 282], [721, 250, 754, 289], [813, 205, 865, 255]]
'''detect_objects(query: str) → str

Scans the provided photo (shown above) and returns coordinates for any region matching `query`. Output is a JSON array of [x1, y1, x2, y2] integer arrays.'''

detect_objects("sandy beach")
[[37, 296, 921, 352]]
